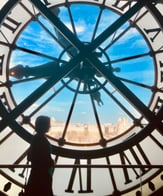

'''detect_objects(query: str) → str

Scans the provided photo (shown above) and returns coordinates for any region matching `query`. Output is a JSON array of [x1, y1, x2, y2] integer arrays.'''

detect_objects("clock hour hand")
[[0, 56, 80, 132], [9, 61, 60, 79]]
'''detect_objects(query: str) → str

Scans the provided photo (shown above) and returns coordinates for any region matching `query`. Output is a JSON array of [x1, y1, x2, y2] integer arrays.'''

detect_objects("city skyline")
[[48, 116, 131, 144]]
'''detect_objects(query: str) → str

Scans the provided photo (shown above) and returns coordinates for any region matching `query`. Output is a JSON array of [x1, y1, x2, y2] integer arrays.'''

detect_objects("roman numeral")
[[0, 92, 11, 111], [119, 143, 151, 184], [160, 61, 163, 68], [43, 0, 51, 5], [2, 16, 21, 33], [112, 0, 133, 11], [144, 27, 161, 42], [159, 60, 163, 83], [149, 132, 163, 151], [65, 159, 93, 193], [161, 71, 163, 83], [0, 55, 4, 75], [153, 96, 163, 114], [105, 156, 119, 192]]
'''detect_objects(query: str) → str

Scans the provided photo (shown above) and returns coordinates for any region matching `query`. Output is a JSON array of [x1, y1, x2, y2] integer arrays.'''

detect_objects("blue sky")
[[9, 3, 154, 124]]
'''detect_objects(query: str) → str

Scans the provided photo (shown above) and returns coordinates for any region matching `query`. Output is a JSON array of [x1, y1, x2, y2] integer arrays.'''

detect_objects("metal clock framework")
[[0, 0, 163, 195]]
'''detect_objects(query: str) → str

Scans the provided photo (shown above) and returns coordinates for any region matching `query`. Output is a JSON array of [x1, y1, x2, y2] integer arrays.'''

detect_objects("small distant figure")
[[25, 116, 54, 196]]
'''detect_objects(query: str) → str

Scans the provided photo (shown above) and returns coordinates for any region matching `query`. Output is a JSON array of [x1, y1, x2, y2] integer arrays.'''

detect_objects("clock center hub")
[[59, 43, 120, 94]]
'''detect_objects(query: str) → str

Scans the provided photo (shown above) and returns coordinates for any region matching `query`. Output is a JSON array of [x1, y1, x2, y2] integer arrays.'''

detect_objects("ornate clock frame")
[[0, 0, 163, 195]]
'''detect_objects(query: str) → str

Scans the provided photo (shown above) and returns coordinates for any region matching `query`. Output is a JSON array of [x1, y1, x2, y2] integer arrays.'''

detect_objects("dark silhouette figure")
[[25, 116, 54, 196]]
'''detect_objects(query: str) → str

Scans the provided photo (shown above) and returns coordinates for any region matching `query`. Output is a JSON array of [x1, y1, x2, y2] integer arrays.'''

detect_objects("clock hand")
[[30, 0, 163, 128], [6, 0, 159, 127], [0, 55, 81, 132], [9, 61, 60, 79]]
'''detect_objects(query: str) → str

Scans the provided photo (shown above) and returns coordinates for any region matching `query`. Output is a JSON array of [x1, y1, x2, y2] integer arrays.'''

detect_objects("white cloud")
[[65, 22, 85, 33]]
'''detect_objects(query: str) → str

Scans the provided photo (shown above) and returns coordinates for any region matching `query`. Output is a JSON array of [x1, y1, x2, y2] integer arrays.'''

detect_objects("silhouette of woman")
[[25, 116, 54, 196]]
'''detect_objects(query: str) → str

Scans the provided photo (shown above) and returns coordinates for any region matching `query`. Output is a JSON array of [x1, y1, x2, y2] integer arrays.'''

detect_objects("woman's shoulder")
[[33, 134, 49, 144]]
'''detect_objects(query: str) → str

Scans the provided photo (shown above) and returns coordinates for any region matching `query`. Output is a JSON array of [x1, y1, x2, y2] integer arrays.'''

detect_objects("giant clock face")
[[0, 0, 163, 195]]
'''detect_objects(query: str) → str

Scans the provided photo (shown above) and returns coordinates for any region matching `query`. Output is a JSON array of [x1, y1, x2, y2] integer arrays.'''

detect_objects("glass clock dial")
[[0, 0, 163, 195]]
